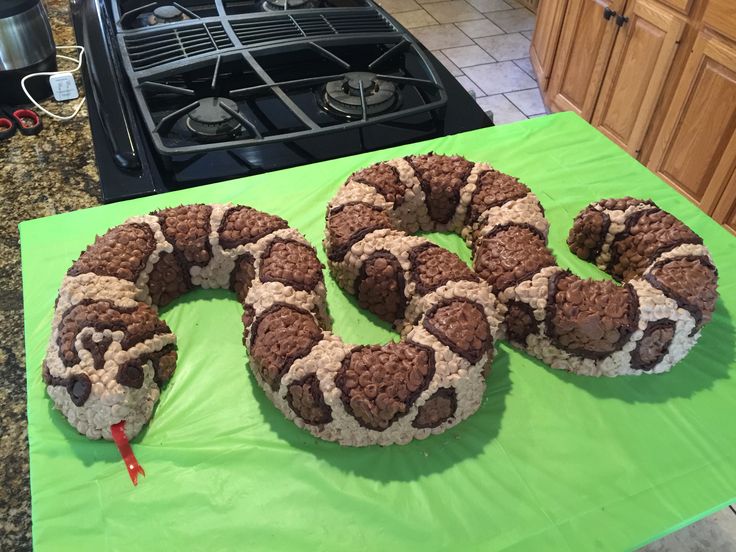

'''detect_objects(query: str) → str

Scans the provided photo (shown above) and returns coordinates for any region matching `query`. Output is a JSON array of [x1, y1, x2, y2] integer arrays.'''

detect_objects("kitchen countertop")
[[0, 1, 101, 549]]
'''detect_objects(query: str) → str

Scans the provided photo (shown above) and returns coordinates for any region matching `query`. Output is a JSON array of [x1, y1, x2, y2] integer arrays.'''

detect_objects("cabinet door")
[[530, 0, 569, 91], [711, 170, 736, 236], [546, 0, 627, 118], [648, 33, 736, 211], [702, 0, 736, 43], [591, 0, 684, 158]]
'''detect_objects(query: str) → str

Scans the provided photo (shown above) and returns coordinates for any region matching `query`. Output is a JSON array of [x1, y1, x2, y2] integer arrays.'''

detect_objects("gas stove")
[[70, 0, 492, 202]]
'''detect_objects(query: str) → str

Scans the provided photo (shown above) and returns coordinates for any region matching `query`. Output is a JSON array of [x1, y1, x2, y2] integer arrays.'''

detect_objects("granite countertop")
[[0, 1, 101, 549]]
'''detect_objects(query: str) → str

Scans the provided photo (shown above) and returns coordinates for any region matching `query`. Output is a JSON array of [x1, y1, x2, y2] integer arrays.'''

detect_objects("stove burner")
[[262, 0, 312, 11], [144, 4, 189, 26], [186, 97, 242, 140], [323, 72, 398, 118]]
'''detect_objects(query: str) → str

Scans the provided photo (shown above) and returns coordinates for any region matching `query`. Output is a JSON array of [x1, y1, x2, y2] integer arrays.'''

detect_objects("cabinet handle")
[[615, 14, 629, 26], [603, 6, 616, 20]]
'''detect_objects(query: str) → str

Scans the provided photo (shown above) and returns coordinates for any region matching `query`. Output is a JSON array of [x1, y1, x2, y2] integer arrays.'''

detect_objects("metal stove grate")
[[231, 12, 394, 47], [124, 22, 232, 71]]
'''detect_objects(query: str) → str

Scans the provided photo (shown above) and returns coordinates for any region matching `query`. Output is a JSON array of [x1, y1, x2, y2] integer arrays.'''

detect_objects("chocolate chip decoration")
[[260, 239, 323, 291], [467, 170, 530, 225], [408, 153, 473, 224], [424, 299, 491, 363], [250, 305, 322, 390], [156, 204, 213, 267], [336, 342, 435, 431], [474, 225, 555, 293], [147, 251, 190, 307], [609, 209, 702, 281], [410, 244, 478, 295], [413, 388, 457, 429], [546, 273, 638, 359], [45, 157, 718, 448], [325, 202, 393, 261], [287, 375, 332, 425], [218, 206, 288, 249], [352, 163, 405, 205], [355, 251, 406, 324], [68, 223, 155, 281], [631, 320, 676, 370], [646, 256, 718, 333]]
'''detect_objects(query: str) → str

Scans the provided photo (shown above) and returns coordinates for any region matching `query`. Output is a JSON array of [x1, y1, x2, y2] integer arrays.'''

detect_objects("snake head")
[[43, 298, 177, 440]]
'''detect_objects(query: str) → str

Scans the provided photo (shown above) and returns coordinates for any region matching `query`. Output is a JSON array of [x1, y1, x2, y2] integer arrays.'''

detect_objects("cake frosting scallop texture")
[[43, 154, 717, 447]]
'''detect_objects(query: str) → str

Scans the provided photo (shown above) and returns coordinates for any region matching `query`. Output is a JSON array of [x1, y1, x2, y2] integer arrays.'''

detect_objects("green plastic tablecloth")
[[20, 112, 736, 551]]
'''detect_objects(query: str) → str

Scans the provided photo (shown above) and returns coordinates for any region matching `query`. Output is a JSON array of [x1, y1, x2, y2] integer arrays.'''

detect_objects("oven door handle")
[[71, 0, 140, 171]]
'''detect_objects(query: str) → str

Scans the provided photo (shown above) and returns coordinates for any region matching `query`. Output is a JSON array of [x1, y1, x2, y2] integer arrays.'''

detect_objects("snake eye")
[[67, 374, 92, 406], [116, 359, 145, 389]]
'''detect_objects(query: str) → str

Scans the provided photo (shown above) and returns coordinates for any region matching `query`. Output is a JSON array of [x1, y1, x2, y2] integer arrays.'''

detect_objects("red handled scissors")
[[0, 104, 43, 140]]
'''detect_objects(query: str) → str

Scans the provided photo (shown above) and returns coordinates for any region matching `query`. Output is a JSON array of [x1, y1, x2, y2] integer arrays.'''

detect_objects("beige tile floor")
[[377, 0, 544, 124], [376, 1, 736, 549]]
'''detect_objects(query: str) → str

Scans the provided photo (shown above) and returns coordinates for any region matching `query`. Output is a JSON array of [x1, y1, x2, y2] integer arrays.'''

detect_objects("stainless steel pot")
[[0, 0, 57, 104]]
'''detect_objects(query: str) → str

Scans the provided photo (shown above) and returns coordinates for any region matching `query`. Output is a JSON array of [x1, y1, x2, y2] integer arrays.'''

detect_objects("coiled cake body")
[[44, 202, 502, 444], [326, 155, 718, 378], [43, 154, 718, 446]]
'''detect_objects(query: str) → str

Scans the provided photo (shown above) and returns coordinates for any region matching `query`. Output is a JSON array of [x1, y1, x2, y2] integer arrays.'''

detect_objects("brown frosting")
[[218, 206, 288, 249], [325, 202, 393, 261], [79, 333, 112, 371], [474, 224, 555, 293], [412, 388, 457, 429], [407, 153, 474, 224], [352, 163, 405, 205], [260, 239, 323, 292], [504, 300, 538, 345], [609, 209, 702, 281], [546, 273, 638, 359], [595, 197, 653, 211], [42, 364, 93, 406], [467, 170, 530, 225], [354, 251, 406, 324], [424, 299, 491, 363], [335, 341, 435, 431], [410, 243, 478, 295], [249, 304, 323, 390], [241, 305, 256, 345], [116, 358, 145, 389], [646, 256, 718, 333], [631, 319, 676, 371], [155, 204, 213, 267], [57, 300, 170, 367], [68, 223, 155, 282], [230, 253, 256, 302], [567, 208, 609, 262], [286, 374, 333, 425], [148, 344, 178, 386], [147, 251, 191, 307]]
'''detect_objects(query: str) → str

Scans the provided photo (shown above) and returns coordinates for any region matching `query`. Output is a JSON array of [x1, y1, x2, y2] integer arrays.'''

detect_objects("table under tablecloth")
[[20, 112, 736, 551]]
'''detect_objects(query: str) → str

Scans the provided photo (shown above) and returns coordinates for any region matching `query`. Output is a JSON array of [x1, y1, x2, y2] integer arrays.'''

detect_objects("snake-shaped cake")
[[43, 154, 718, 454]]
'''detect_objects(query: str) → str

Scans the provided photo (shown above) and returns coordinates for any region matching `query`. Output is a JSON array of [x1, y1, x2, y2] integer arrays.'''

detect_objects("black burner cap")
[[262, 0, 311, 11], [153, 5, 183, 20], [186, 97, 242, 140], [324, 72, 398, 118]]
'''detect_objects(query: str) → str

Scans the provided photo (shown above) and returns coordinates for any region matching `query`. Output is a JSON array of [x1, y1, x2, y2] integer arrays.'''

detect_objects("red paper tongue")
[[110, 421, 145, 486]]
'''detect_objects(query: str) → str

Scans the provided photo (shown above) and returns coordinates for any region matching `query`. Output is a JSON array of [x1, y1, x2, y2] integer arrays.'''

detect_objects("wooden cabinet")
[[702, 0, 736, 42], [532, 0, 736, 235], [711, 171, 736, 235], [591, 0, 684, 157], [530, 0, 568, 91], [546, 0, 626, 118], [648, 32, 736, 214]]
